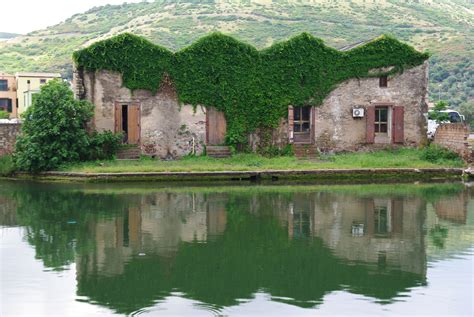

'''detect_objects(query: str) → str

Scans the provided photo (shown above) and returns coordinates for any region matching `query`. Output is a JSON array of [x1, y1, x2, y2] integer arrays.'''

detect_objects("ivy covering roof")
[[73, 33, 429, 146]]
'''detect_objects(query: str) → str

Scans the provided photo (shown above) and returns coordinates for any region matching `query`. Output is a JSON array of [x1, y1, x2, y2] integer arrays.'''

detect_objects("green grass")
[[59, 148, 465, 173]]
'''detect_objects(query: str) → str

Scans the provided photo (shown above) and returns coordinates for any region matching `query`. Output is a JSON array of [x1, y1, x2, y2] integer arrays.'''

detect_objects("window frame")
[[374, 106, 389, 134], [293, 106, 311, 134], [0, 80, 8, 91], [379, 76, 388, 88]]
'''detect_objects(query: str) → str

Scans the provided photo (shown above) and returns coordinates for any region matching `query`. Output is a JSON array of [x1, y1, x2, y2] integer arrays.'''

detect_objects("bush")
[[259, 144, 294, 157], [13, 80, 121, 172], [420, 144, 461, 163], [86, 131, 123, 160], [0, 155, 15, 176], [0, 110, 9, 119]]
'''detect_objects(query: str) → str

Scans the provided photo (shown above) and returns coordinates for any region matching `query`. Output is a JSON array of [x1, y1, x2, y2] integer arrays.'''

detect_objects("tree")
[[428, 100, 450, 123], [14, 80, 121, 172], [459, 101, 474, 129]]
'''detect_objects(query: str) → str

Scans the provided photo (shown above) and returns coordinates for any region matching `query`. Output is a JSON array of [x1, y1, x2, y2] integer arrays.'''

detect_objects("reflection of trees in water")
[[430, 225, 449, 249], [0, 182, 469, 314], [5, 183, 134, 270]]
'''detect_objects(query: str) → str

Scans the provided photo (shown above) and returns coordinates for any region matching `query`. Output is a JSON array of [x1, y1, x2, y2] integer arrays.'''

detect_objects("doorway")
[[206, 107, 227, 145], [293, 106, 311, 144], [115, 103, 140, 144]]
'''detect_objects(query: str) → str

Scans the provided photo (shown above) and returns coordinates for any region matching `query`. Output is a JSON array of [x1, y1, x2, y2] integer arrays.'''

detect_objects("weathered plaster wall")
[[312, 62, 428, 151], [248, 118, 289, 152], [0, 122, 21, 155], [79, 70, 206, 158]]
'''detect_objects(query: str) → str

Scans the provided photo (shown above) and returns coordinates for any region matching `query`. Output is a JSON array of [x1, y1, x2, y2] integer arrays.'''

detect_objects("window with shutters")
[[375, 107, 388, 134]]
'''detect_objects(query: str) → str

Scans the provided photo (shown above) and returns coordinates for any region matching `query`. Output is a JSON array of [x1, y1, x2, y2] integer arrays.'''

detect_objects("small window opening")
[[40, 79, 46, 84], [379, 76, 388, 87]]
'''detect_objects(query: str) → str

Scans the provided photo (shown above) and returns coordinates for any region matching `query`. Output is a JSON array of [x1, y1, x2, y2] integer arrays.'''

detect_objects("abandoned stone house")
[[73, 36, 428, 159]]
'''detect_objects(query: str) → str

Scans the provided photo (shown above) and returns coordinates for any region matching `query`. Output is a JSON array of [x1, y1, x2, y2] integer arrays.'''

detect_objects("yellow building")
[[15, 72, 61, 115], [0, 72, 17, 118]]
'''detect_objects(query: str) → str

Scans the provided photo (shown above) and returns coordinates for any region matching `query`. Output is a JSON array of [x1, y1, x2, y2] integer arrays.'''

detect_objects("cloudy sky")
[[1, 0, 143, 34]]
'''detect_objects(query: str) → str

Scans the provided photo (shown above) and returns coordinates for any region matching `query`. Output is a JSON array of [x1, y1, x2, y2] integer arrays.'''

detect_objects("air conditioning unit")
[[352, 108, 364, 118]]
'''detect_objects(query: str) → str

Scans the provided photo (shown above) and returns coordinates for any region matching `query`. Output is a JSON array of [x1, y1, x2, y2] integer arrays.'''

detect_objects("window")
[[40, 79, 46, 84], [375, 107, 388, 133], [293, 106, 311, 133], [0, 80, 7, 91], [27, 80, 30, 84], [374, 206, 389, 234], [0, 98, 12, 113], [379, 76, 388, 88]]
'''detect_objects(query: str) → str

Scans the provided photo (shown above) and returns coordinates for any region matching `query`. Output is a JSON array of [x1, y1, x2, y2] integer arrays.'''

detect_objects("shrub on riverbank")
[[13, 81, 121, 172], [0, 155, 15, 176], [420, 144, 462, 164]]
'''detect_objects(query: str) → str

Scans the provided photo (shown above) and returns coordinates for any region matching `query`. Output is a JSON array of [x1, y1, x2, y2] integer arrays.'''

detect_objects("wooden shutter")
[[392, 106, 404, 144], [288, 106, 294, 143], [366, 106, 375, 143], [114, 102, 122, 133], [128, 104, 140, 144]]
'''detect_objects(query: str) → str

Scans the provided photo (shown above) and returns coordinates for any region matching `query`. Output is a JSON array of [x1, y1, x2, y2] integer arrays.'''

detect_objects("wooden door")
[[114, 102, 140, 144], [127, 104, 140, 144], [206, 107, 226, 145]]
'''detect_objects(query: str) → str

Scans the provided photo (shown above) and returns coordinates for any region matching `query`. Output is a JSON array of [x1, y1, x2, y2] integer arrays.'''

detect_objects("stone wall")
[[75, 61, 428, 156], [0, 121, 21, 155], [77, 70, 206, 159], [248, 118, 289, 152], [310, 62, 429, 151], [433, 123, 470, 161]]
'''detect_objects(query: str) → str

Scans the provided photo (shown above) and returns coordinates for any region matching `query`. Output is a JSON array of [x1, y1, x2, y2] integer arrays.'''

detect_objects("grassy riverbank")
[[58, 147, 464, 173]]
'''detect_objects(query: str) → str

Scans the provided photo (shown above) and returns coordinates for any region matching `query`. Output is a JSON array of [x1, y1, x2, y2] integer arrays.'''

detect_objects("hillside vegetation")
[[0, 0, 472, 107]]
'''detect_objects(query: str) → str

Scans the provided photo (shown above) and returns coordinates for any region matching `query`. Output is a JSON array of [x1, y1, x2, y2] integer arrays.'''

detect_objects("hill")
[[0, 32, 21, 41], [0, 0, 472, 107]]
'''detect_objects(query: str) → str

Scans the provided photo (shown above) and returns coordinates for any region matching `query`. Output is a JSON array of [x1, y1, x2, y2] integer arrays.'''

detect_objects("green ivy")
[[73, 32, 429, 146]]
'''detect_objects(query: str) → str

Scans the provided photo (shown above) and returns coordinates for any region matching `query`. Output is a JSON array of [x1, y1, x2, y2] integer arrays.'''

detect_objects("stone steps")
[[207, 145, 232, 158], [117, 145, 141, 160], [293, 144, 318, 159]]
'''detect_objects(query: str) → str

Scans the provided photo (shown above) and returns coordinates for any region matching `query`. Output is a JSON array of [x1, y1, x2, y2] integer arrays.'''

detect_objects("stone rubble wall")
[[76, 70, 206, 159], [0, 121, 21, 156], [75, 61, 429, 157], [433, 123, 470, 161], [311, 62, 429, 151]]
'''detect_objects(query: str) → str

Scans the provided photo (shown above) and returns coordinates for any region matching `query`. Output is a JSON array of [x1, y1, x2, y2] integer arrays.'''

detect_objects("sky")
[[0, 0, 144, 34]]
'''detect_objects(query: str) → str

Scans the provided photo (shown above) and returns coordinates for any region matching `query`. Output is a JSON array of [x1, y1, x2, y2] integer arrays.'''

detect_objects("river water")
[[0, 181, 473, 316]]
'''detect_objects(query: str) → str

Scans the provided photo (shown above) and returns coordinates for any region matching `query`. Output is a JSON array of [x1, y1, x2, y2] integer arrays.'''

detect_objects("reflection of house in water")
[[433, 192, 468, 224], [72, 190, 432, 313], [285, 193, 426, 276], [77, 192, 228, 277], [0, 196, 16, 226]]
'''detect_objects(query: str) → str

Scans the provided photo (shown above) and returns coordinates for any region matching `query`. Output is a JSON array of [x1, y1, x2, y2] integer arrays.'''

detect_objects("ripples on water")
[[0, 181, 473, 316]]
